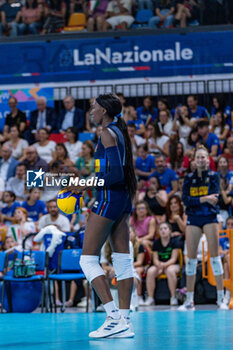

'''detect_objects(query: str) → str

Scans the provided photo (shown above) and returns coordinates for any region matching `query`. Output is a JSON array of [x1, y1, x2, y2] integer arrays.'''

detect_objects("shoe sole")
[[89, 325, 129, 339], [107, 331, 135, 339], [178, 307, 195, 312]]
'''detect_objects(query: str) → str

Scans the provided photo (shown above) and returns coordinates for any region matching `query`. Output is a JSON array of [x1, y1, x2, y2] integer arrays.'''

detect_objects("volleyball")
[[56, 190, 83, 215]]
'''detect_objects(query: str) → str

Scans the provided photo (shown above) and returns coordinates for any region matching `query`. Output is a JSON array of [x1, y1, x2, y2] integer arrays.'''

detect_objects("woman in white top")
[[64, 127, 82, 163], [4, 125, 28, 160], [34, 128, 56, 163], [210, 111, 230, 141], [146, 122, 170, 156], [158, 110, 173, 137]]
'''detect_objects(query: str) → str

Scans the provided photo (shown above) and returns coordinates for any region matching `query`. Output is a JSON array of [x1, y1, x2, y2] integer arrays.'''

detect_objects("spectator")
[[65, 127, 82, 163], [51, 143, 74, 167], [18, 0, 42, 35], [157, 109, 173, 137], [184, 127, 198, 158], [174, 0, 200, 27], [29, 96, 56, 143], [37, 199, 70, 232], [103, 0, 134, 31], [211, 95, 232, 129], [76, 140, 95, 179], [171, 105, 196, 149], [217, 155, 233, 188], [144, 222, 180, 306], [21, 146, 49, 172], [4, 125, 29, 160], [149, 0, 175, 28], [209, 111, 230, 143], [42, 0, 66, 34], [69, 0, 85, 14], [3, 97, 26, 140], [22, 188, 47, 223], [137, 0, 154, 11], [150, 154, 179, 197], [125, 106, 145, 136], [157, 98, 171, 114], [33, 128, 56, 163], [136, 96, 158, 126], [6, 163, 27, 201], [166, 194, 186, 238], [223, 137, 233, 171], [127, 123, 146, 161], [57, 95, 85, 133], [167, 141, 189, 177], [85, 98, 97, 131], [197, 120, 221, 158], [1, 191, 20, 226], [0, 0, 22, 37], [218, 177, 232, 228], [130, 200, 156, 251], [0, 144, 18, 182], [135, 144, 156, 181], [187, 95, 209, 120], [86, 0, 109, 31], [146, 122, 170, 156]]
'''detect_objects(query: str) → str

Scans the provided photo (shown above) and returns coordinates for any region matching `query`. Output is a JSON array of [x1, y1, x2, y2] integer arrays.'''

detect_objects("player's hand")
[[205, 194, 219, 206]]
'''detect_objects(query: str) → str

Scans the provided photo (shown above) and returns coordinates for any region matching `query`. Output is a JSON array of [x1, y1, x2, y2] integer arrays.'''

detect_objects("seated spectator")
[[85, 97, 98, 132], [166, 195, 186, 238], [4, 125, 29, 160], [65, 127, 82, 163], [217, 155, 233, 186], [40, 160, 64, 202], [38, 199, 70, 231], [0, 0, 22, 37], [218, 178, 233, 228], [86, 0, 109, 32], [157, 109, 173, 137], [7, 207, 36, 250], [137, 0, 154, 11], [92, 125, 103, 148], [149, 0, 175, 28], [167, 141, 189, 177], [1, 191, 20, 226], [28, 96, 56, 143], [211, 95, 232, 129], [197, 120, 221, 158], [184, 127, 198, 158], [187, 95, 209, 120], [138, 176, 168, 222], [18, 0, 42, 35], [136, 96, 158, 126], [135, 144, 156, 181], [3, 97, 26, 140], [223, 137, 233, 171], [57, 95, 85, 133], [127, 122, 146, 161], [144, 222, 180, 306], [33, 128, 56, 163], [42, 0, 66, 34], [76, 140, 94, 179], [0, 145, 18, 183], [174, 0, 200, 27], [103, 0, 134, 31], [21, 146, 49, 172], [209, 111, 229, 143], [51, 143, 74, 168], [176, 176, 184, 198], [22, 188, 47, 224], [125, 106, 145, 136], [130, 200, 156, 251], [171, 105, 196, 149], [157, 98, 171, 114], [150, 154, 179, 197], [146, 122, 170, 156], [6, 163, 27, 202]]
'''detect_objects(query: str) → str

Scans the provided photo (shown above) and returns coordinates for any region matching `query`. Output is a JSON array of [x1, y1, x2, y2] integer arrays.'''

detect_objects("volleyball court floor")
[[1, 307, 233, 350]]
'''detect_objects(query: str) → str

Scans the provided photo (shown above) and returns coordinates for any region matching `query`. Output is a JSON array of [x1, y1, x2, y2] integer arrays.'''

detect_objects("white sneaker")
[[107, 322, 135, 338], [217, 300, 229, 310], [138, 297, 145, 306], [96, 304, 105, 312], [89, 316, 129, 339], [143, 297, 155, 306], [178, 300, 195, 311], [77, 297, 91, 308], [170, 297, 178, 306]]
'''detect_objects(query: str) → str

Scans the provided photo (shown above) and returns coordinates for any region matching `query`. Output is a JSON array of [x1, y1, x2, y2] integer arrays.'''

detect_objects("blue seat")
[[78, 132, 95, 142], [48, 249, 87, 312], [132, 9, 153, 28], [1, 251, 48, 313], [0, 252, 7, 281]]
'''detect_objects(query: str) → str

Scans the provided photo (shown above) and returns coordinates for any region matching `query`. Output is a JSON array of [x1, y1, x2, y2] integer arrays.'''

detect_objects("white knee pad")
[[79, 255, 105, 283], [210, 256, 223, 276], [111, 252, 134, 281], [185, 258, 197, 276]]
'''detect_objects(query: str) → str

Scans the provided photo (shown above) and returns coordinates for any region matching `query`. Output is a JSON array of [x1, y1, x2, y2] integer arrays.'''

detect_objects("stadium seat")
[[78, 132, 95, 142], [49, 133, 67, 143], [132, 9, 153, 28], [0, 252, 7, 281], [63, 13, 87, 32]]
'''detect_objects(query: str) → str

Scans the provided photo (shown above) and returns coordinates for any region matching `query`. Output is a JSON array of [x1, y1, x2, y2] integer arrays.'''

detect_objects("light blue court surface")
[[1, 311, 233, 350]]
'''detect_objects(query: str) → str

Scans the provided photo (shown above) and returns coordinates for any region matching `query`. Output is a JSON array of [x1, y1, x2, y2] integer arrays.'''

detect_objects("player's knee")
[[210, 256, 223, 276], [80, 255, 105, 283], [185, 258, 197, 276], [112, 252, 134, 281]]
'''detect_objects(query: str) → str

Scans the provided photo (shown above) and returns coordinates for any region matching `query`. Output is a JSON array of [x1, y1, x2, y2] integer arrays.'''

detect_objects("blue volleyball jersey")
[[182, 170, 219, 217]]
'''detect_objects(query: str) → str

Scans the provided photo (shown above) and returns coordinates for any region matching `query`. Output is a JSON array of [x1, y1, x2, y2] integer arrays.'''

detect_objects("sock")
[[186, 292, 194, 304], [225, 289, 231, 298], [120, 309, 130, 323], [217, 290, 224, 303], [103, 301, 120, 319]]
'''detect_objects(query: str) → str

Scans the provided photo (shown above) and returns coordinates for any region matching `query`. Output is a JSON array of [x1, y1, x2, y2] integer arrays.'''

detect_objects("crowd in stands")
[[0, 0, 232, 37], [0, 91, 232, 309]]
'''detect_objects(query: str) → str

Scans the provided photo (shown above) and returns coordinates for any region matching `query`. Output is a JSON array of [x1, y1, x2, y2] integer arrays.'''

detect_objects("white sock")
[[217, 290, 224, 303], [103, 301, 120, 319], [186, 292, 194, 303], [225, 289, 231, 298], [120, 309, 130, 323]]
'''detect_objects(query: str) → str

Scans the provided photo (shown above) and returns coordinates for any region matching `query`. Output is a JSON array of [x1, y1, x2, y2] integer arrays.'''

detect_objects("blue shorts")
[[187, 215, 218, 228], [91, 189, 132, 221]]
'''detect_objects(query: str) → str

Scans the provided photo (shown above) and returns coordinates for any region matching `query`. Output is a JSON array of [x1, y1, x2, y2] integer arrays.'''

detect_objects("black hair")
[[158, 98, 171, 110], [213, 95, 226, 112], [213, 111, 225, 135], [188, 94, 198, 101], [138, 143, 148, 152], [56, 143, 69, 159], [142, 96, 154, 115], [97, 94, 137, 198], [66, 126, 78, 142], [169, 141, 184, 170], [197, 120, 209, 128], [39, 127, 50, 136], [26, 0, 37, 8], [187, 127, 198, 146], [4, 191, 16, 202], [127, 121, 136, 129], [178, 105, 191, 126]]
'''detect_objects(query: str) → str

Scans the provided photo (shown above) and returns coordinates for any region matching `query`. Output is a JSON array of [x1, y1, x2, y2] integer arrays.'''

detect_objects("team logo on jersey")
[[190, 186, 208, 197]]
